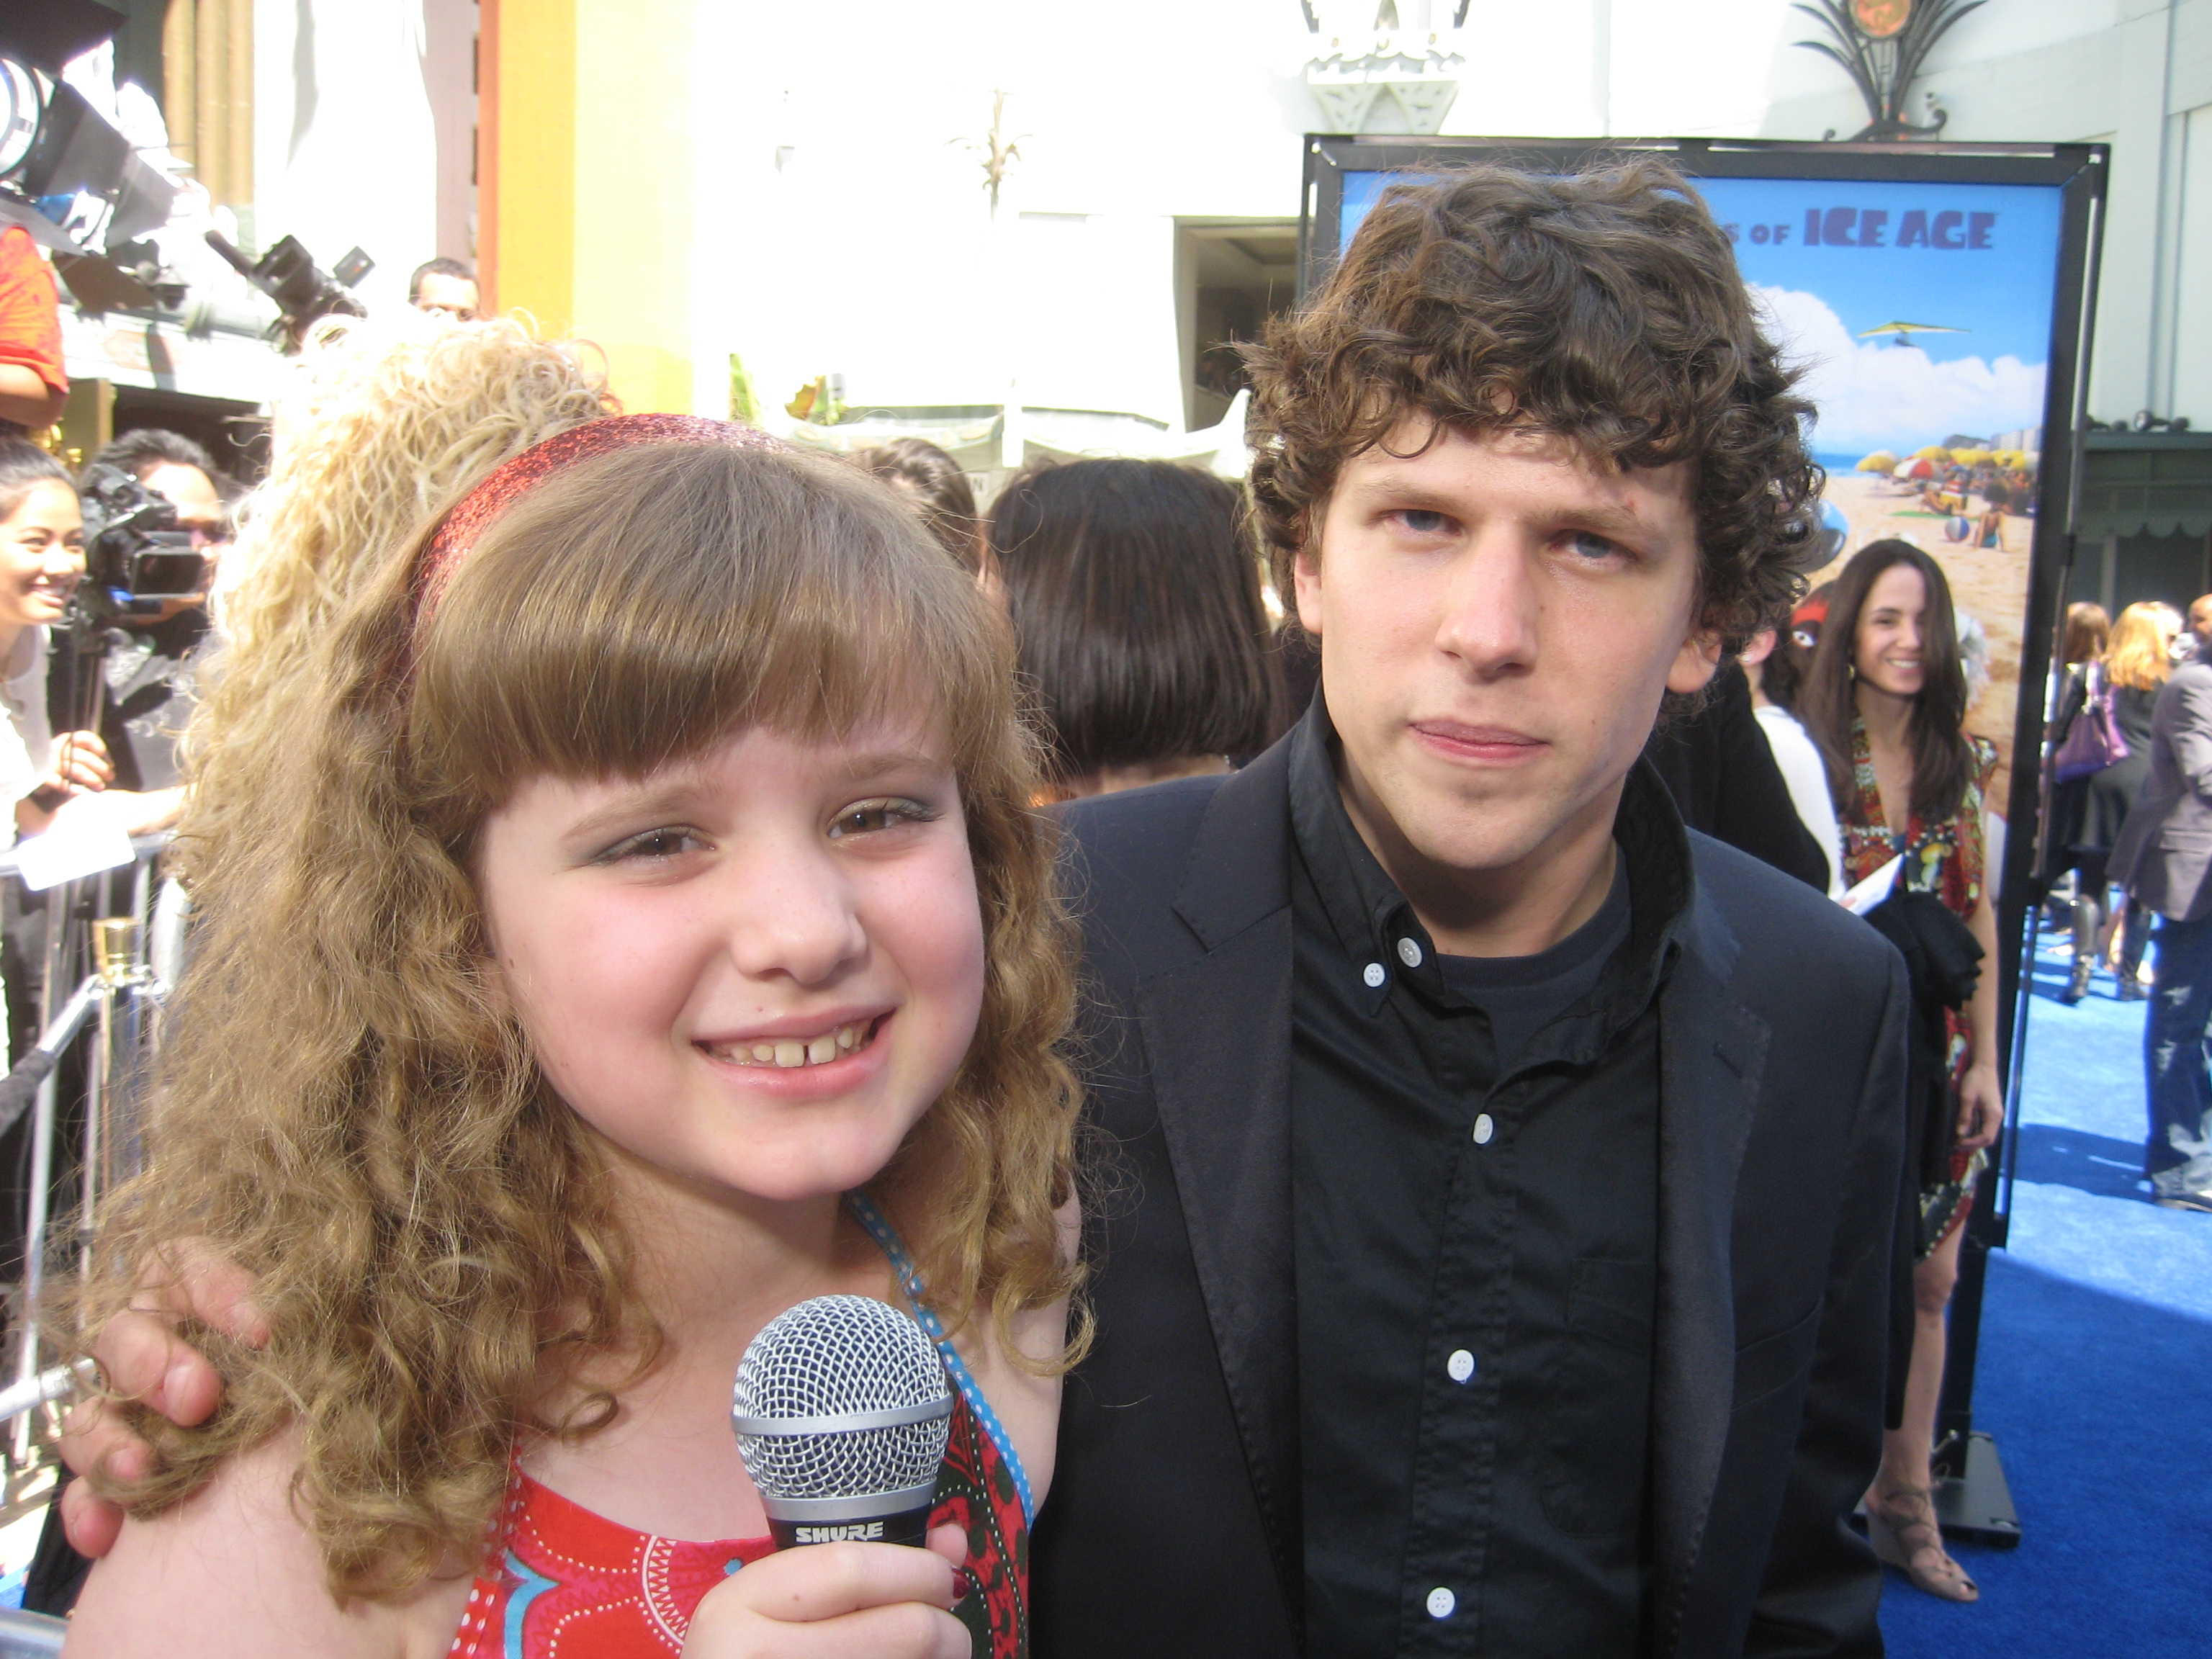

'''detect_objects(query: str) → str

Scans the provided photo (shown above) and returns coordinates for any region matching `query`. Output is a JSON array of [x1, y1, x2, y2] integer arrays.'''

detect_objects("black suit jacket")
[[1644, 661, 1830, 893], [1031, 738, 1907, 1658]]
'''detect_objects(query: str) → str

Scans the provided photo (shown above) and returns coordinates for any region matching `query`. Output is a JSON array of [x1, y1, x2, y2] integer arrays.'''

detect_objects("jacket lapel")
[[1134, 742, 1303, 1607], [1651, 884, 1770, 1650]]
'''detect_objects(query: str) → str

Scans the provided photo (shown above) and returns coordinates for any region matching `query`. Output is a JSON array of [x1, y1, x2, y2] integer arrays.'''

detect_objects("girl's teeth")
[[721, 1022, 871, 1068]]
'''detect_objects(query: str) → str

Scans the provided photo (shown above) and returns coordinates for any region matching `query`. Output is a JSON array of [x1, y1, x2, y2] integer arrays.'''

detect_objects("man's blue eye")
[[1400, 510, 1451, 534], [1569, 531, 1621, 561]]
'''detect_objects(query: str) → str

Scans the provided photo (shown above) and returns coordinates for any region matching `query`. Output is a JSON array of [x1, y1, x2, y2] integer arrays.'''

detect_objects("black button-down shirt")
[[1287, 698, 1696, 1658]]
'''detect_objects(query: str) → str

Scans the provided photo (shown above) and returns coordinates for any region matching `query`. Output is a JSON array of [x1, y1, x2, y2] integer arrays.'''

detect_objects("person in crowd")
[[1639, 657, 1831, 889], [2037, 601, 2110, 951], [69, 430, 232, 820], [0, 444, 114, 1074], [2059, 600, 2110, 669], [2046, 601, 2170, 1003], [0, 228, 67, 435], [60, 419, 1079, 1655], [989, 457, 1284, 799], [1801, 539, 2002, 1604], [853, 436, 984, 576], [65, 161, 1911, 1659], [1742, 624, 1841, 895], [2188, 592, 2212, 655], [407, 256, 480, 320], [2110, 607, 2212, 1214], [0, 442, 112, 840]]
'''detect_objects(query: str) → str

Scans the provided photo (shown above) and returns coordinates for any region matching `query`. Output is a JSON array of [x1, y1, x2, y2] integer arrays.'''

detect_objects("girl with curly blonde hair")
[[65, 417, 1084, 1659]]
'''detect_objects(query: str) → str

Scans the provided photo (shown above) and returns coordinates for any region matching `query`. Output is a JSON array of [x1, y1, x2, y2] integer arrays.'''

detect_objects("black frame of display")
[[1300, 133, 2108, 1490]]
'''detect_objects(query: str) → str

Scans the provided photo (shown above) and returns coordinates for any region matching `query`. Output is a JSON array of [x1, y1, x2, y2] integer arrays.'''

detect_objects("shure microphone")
[[731, 1294, 954, 1549]]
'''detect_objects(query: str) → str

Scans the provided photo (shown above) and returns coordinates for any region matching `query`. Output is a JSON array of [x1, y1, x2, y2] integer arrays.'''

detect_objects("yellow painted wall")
[[487, 0, 693, 415]]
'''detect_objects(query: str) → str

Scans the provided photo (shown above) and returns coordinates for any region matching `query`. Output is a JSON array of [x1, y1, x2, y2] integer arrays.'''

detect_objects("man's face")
[[413, 272, 479, 320], [1296, 422, 1716, 914], [140, 462, 224, 618], [2189, 595, 2212, 647]]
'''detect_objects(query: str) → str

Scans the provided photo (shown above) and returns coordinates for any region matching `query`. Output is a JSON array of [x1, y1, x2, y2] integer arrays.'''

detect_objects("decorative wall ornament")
[[1794, 0, 1986, 140], [953, 90, 1025, 216], [1303, 3, 1468, 135]]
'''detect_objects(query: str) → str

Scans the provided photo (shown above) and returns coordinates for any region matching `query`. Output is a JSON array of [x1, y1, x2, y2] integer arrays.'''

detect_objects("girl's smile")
[[475, 716, 986, 1207]]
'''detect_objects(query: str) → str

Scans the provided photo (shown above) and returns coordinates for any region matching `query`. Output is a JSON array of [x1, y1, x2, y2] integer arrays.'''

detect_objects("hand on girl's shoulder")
[[63, 1426, 472, 1659]]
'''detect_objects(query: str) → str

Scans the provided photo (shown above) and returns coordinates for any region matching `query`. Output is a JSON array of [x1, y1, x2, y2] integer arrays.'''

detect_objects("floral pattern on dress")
[[1838, 715, 1998, 1250]]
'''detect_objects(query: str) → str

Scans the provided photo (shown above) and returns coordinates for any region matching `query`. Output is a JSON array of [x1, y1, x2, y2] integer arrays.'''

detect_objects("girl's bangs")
[[405, 442, 997, 806]]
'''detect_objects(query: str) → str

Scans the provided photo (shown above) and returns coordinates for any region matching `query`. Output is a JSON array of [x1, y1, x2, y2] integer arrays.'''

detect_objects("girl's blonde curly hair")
[[182, 316, 618, 879], [70, 431, 1084, 1603]]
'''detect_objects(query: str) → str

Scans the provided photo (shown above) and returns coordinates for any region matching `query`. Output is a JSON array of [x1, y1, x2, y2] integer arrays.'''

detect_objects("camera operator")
[[63, 430, 229, 830], [408, 257, 478, 321], [0, 441, 112, 836]]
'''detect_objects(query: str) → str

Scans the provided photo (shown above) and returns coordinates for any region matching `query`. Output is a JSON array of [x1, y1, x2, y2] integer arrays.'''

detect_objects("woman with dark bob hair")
[[989, 457, 1285, 799], [852, 436, 982, 575], [1800, 538, 2001, 1605]]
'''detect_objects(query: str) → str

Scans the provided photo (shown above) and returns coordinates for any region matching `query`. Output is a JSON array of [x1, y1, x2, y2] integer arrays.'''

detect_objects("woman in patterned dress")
[[1802, 540, 2002, 1605]]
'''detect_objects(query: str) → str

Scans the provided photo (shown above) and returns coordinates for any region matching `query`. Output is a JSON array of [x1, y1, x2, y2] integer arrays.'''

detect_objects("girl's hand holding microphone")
[[682, 1527, 972, 1659]]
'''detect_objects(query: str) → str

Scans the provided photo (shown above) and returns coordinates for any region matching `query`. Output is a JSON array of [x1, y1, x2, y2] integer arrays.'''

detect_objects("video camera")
[[205, 230, 371, 352], [75, 463, 210, 619]]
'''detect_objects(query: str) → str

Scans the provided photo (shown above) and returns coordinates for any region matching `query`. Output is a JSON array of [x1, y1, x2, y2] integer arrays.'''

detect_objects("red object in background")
[[0, 226, 68, 404]]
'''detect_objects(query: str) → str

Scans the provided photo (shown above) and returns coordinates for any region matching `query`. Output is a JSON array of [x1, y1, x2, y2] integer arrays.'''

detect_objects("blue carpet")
[[1876, 930, 2212, 1653]]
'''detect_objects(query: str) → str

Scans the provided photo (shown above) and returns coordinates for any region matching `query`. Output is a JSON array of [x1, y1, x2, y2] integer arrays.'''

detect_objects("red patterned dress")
[[1838, 715, 1998, 1255], [448, 1195, 1034, 1658]]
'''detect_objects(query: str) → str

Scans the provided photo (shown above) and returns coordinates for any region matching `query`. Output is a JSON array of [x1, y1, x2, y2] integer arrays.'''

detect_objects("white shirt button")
[[1447, 1348, 1476, 1383], [1362, 961, 1387, 989], [1472, 1112, 1495, 1145], [1397, 936, 1424, 968], [1426, 1586, 1457, 1619]]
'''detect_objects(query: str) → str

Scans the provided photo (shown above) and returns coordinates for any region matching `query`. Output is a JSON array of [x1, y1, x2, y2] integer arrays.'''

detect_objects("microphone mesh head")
[[732, 1295, 951, 1501]]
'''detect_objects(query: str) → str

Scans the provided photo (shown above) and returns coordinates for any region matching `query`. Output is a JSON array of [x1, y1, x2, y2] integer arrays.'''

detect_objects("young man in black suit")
[[58, 161, 1905, 1657], [1025, 161, 1906, 1658]]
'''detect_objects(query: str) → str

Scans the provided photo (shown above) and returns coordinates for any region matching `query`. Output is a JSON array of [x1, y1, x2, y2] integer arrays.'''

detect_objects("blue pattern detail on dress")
[[843, 1190, 1036, 1526], [502, 1550, 558, 1658]]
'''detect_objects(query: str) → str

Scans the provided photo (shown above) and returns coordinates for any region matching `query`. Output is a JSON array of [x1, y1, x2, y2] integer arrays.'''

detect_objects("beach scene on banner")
[[1696, 174, 2069, 819]]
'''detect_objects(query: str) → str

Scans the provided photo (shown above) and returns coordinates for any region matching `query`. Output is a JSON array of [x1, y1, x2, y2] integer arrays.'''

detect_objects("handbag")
[[1861, 889, 1985, 1196], [2051, 662, 2128, 783]]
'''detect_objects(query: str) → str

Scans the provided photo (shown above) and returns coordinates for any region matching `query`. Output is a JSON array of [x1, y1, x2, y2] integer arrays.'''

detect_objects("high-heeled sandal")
[[1864, 1485, 1979, 1602]]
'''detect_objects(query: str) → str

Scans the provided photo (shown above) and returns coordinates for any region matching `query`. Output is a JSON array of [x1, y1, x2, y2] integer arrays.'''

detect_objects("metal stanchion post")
[[78, 918, 156, 1275], [6, 977, 98, 1470]]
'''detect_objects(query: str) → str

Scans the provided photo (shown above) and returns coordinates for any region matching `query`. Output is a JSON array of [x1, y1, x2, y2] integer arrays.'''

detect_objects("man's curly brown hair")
[[1246, 157, 1821, 648]]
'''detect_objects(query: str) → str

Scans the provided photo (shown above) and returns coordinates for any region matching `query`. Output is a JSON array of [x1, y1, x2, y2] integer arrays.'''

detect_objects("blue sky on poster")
[[1338, 171, 2067, 457]]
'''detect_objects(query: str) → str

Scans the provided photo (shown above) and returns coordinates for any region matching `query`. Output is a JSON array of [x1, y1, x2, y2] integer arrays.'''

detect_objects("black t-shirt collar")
[[1284, 691, 1694, 1038]]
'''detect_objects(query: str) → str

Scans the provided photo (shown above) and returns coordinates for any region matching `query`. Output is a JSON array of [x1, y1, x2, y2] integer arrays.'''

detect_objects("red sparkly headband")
[[408, 413, 783, 637]]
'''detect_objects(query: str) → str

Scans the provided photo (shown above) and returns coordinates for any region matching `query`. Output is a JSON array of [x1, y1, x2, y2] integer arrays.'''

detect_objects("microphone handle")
[[768, 1501, 934, 1550]]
